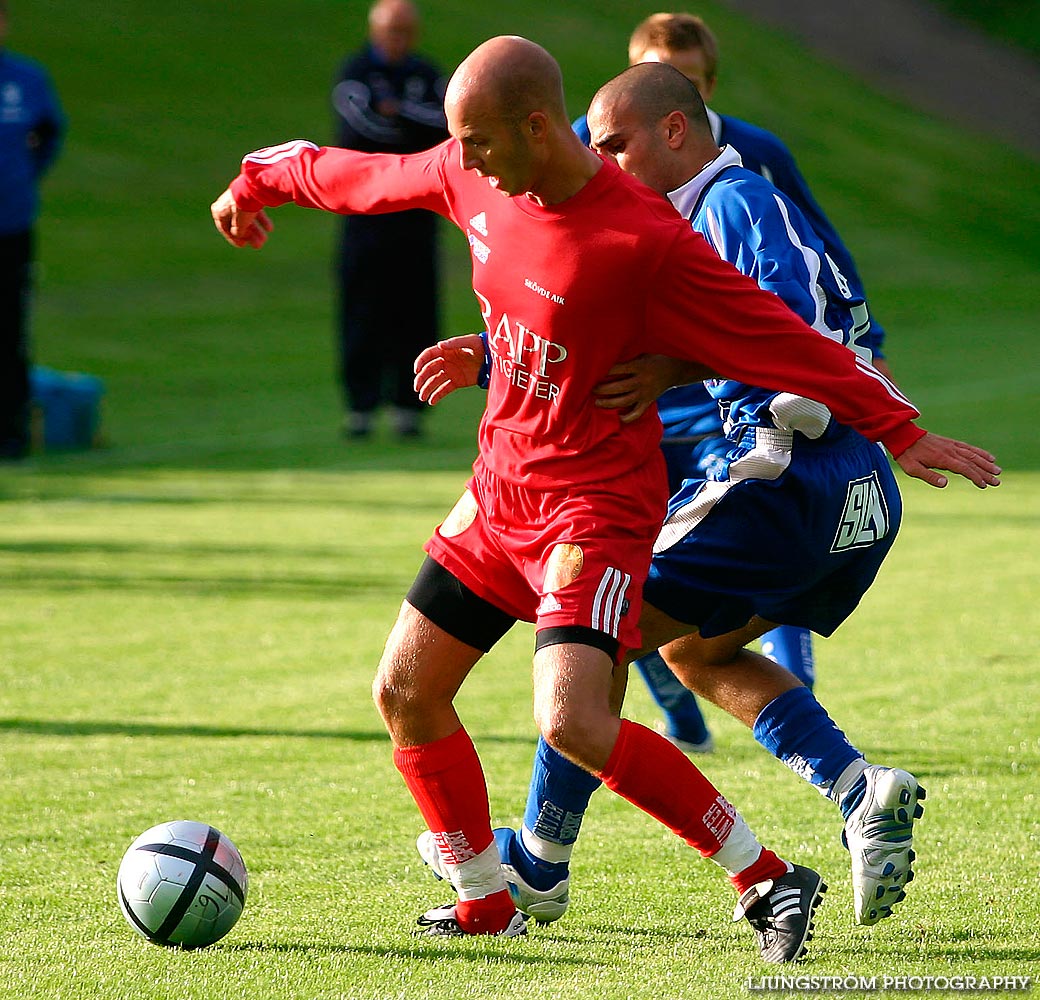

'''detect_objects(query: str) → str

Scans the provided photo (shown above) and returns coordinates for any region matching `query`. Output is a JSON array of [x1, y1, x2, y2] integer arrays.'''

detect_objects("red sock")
[[455, 890, 517, 934], [730, 848, 788, 896], [393, 726, 494, 861], [598, 719, 741, 856], [393, 727, 513, 934]]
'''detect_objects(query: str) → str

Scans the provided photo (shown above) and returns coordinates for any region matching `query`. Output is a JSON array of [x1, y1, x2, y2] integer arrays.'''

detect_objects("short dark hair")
[[593, 62, 712, 137]]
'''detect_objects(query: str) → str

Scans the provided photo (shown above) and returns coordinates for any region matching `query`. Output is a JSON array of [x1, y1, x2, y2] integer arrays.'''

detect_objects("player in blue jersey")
[[414, 62, 999, 929], [0, 0, 65, 459], [572, 11, 890, 753]]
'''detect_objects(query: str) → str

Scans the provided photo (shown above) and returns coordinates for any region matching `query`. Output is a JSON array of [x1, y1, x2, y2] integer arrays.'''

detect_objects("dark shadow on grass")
[[568, 923, 712, 944], [0, 432, 485, 481], [0, 539, 413, 595], [222, 939, 601, 967], [913, 929, 1040, 962], [0, 566, 406, 599], [0, 717, 534, 744], [0, 487, 458, 513], [0, 538, 401, 560]]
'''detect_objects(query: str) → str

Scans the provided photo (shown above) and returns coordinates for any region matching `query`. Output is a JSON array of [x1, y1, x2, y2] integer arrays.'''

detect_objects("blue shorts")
[[661, 434, 729, 494], [644, 426, 902, 639]]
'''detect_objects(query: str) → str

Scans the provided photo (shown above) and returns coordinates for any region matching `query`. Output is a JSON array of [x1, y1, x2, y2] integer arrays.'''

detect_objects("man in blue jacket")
[[0, 0, 64, 460]]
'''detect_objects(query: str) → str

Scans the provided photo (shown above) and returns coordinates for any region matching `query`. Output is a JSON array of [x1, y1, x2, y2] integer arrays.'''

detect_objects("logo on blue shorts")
[[831, 472, 890, 552]]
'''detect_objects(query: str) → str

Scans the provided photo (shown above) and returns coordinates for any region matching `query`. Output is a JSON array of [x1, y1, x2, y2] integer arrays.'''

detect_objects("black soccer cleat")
[[733, 864, 827, 963], [416, 902, 528, 938]]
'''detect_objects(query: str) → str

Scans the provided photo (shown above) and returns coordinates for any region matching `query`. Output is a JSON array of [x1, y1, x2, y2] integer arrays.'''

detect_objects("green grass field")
[[2, 2, 1038, 998], [2, 470, 1037, 998]]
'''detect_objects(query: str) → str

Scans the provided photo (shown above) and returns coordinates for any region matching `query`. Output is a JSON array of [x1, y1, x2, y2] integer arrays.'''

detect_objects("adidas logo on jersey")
[[831, 472, 890, 552], [469, 212, 488, 236]]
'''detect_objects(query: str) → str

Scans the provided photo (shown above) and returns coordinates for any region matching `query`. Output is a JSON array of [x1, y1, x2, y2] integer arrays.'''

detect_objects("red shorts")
[[424, 454, 669, 654]]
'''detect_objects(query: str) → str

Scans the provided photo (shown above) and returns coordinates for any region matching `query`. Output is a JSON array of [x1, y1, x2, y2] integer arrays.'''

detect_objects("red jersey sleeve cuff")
[[881, 422, 926, 459], [229, 175, 265, 214]]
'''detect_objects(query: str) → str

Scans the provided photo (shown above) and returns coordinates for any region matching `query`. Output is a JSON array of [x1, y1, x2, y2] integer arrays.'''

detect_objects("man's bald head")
[[590, 62, 712, 139], [446, 36, 567, 126], [369, 0, 418, 31], [368, 0, 420, 64], [446, 36, 599, 204]]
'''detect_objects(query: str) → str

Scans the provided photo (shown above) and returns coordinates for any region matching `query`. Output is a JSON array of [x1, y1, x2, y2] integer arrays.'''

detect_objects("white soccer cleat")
[[841, 765, 925, 925], [654, 720, 715, 755], [493, 828, 571, 924], [416, 830, 451, 881]]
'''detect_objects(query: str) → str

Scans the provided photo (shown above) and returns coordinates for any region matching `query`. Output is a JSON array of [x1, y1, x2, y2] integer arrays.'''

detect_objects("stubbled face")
[[638, 46, 716, 102], [588, 98, 675, 196], [447, 92, 535, 197]]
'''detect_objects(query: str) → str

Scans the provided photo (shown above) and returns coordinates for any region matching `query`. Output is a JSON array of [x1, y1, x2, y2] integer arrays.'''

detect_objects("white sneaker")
[[841, 765, 925, 925], [416, 830, 455, 883], [654, 720, 715, 755], [416, 829, 570, 924], [493, 828, 570, 923]]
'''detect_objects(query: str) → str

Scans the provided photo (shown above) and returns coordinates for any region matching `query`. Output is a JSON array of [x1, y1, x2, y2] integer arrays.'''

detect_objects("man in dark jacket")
[[332, 0, 447, 438]]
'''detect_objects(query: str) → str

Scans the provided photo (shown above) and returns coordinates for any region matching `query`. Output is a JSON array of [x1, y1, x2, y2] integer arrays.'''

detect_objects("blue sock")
[[752, 686, 863, 796], [513, 736, 602, 889], [633, 650, 711, 745], [760, 625, 815, 688]]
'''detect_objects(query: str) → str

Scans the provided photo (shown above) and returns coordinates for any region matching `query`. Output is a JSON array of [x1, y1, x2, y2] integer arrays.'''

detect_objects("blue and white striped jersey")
[[664, 146, 875, 456], [707, 110, 883, 356], [574, 109, 885, 448], [575, 109, 882, 351]]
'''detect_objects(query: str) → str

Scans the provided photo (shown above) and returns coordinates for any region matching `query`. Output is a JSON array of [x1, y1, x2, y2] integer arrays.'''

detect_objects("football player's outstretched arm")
[[594, 358, 1001, 489], [414, 334, 486, 405]]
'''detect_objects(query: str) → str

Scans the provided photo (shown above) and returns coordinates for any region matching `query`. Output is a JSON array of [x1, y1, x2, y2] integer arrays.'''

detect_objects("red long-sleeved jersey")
[[231, 139, 923, 489]]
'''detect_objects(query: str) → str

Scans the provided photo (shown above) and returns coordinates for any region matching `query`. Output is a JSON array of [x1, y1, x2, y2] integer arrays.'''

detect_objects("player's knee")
[[695, 648, 738, 669], [534, 696, 565, 747], [539, 720, 579, 763], [371, 642, 420, 721], [666, 635, 741, 675], [371, 603, 424, 712], [371, 662, 403, 720], [535, 705, 599, 768]]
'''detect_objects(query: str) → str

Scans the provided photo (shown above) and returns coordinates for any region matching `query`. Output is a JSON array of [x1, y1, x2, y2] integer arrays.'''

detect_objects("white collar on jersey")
[[706, 107, 723, 145], [666, 144, 743, 220]]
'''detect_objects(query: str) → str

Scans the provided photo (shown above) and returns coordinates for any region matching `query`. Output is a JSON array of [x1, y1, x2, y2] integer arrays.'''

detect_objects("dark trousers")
[[0, 230, 33, 458], [336, 211, 440, 414]]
